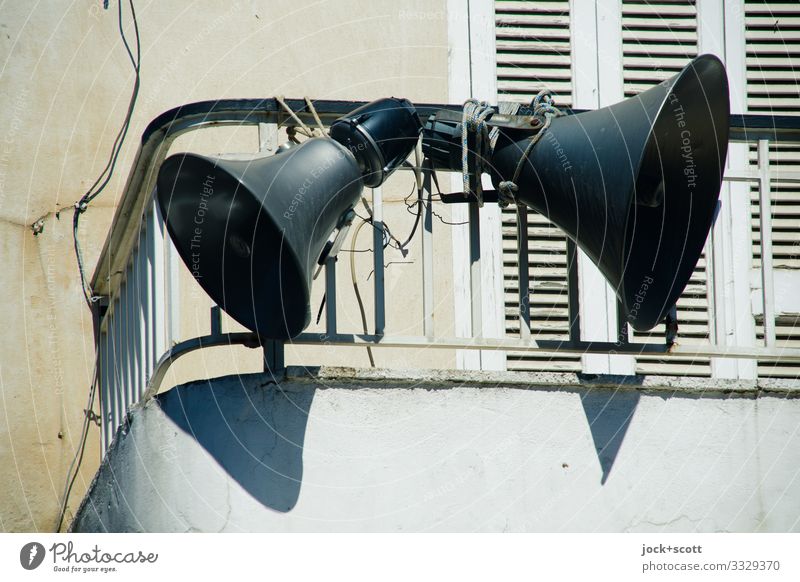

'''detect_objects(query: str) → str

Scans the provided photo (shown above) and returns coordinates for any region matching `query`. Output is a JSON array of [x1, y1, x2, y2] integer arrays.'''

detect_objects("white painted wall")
[[73, 369, 800, 532]]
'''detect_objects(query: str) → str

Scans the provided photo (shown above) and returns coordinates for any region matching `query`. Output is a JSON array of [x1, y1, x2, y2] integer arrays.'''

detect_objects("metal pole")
[[263, 340, 285, 374], [469, 202, 483, 340], [422, 166, 435, 338], [517, 206, 531, 340], [566, 238, 581, 343], [325, 256, 337, 336], [372, 186, 386, 336], [758, 139, 777, 346]]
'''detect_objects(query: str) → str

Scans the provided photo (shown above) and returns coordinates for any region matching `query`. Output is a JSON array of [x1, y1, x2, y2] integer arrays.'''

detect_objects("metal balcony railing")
[[91, 98, 800, 450]]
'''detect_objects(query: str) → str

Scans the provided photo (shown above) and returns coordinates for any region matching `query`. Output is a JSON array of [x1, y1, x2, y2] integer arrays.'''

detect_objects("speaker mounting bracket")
[[437, 190, 500, 204], [313, 208, 357, 279]]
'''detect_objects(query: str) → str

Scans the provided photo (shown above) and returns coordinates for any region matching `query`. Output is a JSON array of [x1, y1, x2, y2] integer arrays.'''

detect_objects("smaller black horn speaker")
[[156, 98, 422, 340], [156, 137, 364, 339]]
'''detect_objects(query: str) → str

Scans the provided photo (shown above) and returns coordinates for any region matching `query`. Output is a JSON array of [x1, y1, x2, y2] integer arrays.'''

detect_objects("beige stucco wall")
[[0, 0, 450, 532]]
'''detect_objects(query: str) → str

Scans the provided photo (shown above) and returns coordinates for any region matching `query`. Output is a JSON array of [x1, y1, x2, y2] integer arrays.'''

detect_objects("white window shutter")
[[496, 0, 798, 378], [621, 0, 718, 377], [746, 0, 800, 378], [497, 0, 582, 372]]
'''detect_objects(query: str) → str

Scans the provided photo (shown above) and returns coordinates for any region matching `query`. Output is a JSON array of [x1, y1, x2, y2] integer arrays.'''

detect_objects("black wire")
[[409, 198, 469, 227], [352, 210, 395, 251], [59, 0, 140, 532], [315, 292, 326, 325], [74, 0, 141, 306], [425, 163, 470, 226], [399, 181, 423, 249], [355, 182, 422, 254], [315, 163, 465, 334], [79, 0, 140, 207], [401, 169, 468, 227], [55, 363, 99, 532]]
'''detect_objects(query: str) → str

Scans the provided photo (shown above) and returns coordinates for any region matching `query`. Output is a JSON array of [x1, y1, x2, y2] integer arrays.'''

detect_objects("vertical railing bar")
[[130, 260, 139, 411], [210, 305, 222, 336], [112, 296, 123, 432], [128, 261, 138, 414], [566, 238, 581, 343], [117, 276, 125, 420], [263, 340, 285, 373], [98, 330, 106, 452], [123, 265, 134, 417], [517, 205, 531, 340], [616, 299, 629, 345], [106, 311, 116, 444], [758, 139, 776, 346], [325, 257, 337, 336], [468, 202, 483, 340], [704, 233, 717, 348], [166, 227, 181, 347], [144, 205, 155, 389], [153, 199, 167, 364], [422, 167, 435, 338], [137, 225, 147, 401], [372, 186, 386, 336], [709, 201, 727, 348], [134, 246, 142, 408], [129, 237, 140, 408], [98, 330, 109, 452], [104, 321, 114, 450]]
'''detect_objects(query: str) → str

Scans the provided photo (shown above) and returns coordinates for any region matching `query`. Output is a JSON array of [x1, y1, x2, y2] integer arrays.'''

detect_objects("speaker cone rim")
[[620, 53, 730, 331], [156, 152, 309, 339]]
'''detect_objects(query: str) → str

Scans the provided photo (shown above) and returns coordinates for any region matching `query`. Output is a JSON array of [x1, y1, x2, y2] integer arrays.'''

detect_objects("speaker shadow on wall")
[[158, 378, 314, 513], [579, 386, 642, 485]]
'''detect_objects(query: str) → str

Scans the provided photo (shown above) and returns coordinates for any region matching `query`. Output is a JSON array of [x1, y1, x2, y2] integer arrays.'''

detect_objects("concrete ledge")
[[284, 366, 800, 396]]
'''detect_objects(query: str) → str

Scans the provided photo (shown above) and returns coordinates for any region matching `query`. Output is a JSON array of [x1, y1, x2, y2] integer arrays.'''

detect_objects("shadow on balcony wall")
[[159, 375, 313, 513], [580, 389, 642, 485]]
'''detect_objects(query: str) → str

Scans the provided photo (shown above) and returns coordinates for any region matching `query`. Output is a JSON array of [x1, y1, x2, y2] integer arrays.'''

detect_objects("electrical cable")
[[73, 0, 141, 306], [349, 219, 375, 367], [394, 140, 425, 250], [316, 152, 467, 347], [54, 357, 99, 532], [401, 164, 468, 227], [59, 0, 140, 532]]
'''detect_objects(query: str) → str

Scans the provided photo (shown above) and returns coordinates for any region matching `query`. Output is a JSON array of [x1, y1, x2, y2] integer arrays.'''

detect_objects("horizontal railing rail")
[[89, 99, 800, 298], [92, 98, 800, 451]]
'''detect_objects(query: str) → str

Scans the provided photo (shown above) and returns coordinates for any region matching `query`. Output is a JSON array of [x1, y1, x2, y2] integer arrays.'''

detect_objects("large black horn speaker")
[[156, 137, 364, 339], [491, 54, 729, 331]]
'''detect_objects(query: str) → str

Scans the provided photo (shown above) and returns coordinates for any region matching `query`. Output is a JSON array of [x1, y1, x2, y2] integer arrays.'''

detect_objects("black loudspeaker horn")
[[156, 137, 364, 339], [156, 98, 422, 340], [490, 54, 729, 331]]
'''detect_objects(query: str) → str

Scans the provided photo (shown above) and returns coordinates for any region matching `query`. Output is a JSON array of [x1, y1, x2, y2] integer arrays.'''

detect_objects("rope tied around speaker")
[[275, 95, 327, 138], [461, 99, 494, 204], [497, 89, 564, 209]]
